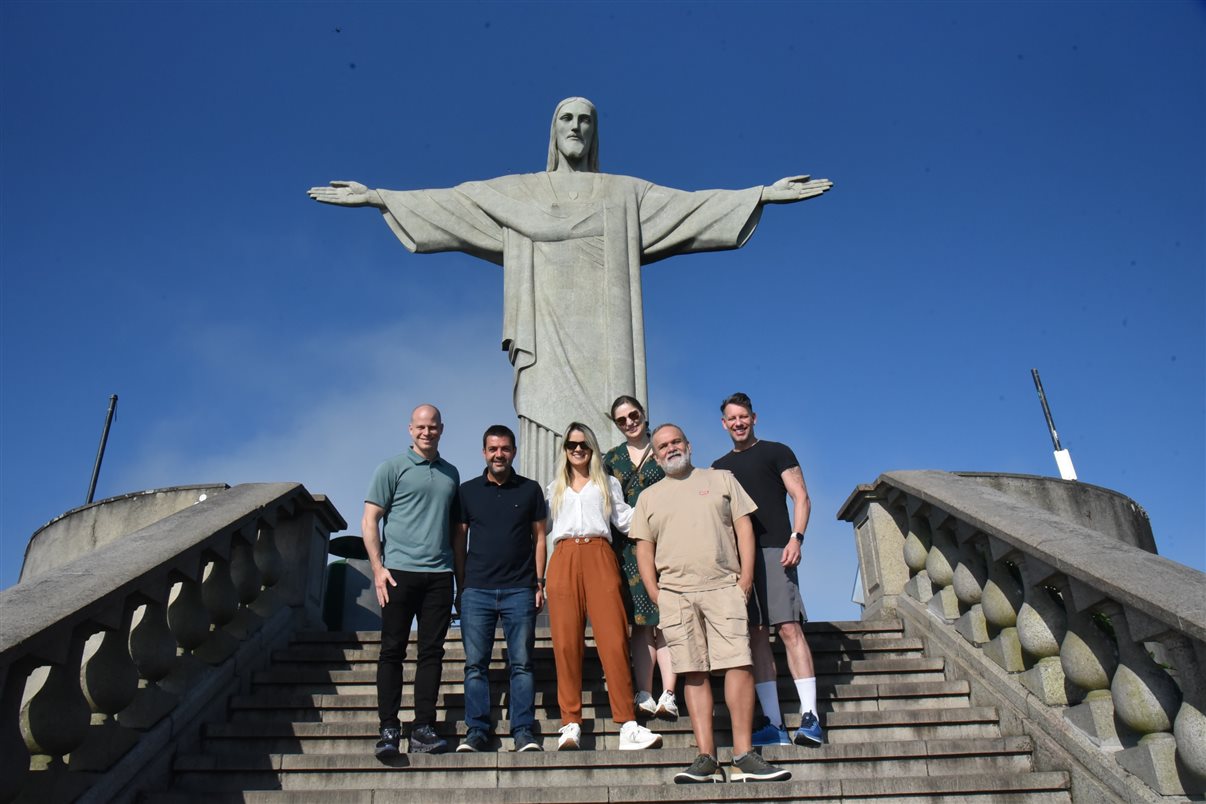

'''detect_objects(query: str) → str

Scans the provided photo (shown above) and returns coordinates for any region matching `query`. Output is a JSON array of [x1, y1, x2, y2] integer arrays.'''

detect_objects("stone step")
[[226, 679, 972, 724], [205, 708, 998, 756], [171, 739, 1052, 793], [269, 635, 925, 666], [825, 705, 1003, 743], [202, 707, 1003, 754], [158, 615, 1075, 804], [289, 618, 906, 647], [153, 768, 1072, 803], [247, 656, 947, 695]]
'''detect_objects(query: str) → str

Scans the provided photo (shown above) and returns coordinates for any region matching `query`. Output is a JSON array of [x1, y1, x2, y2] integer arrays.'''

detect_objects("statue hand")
[[762, 175, 834, 204], [307, 180, 383, 208]]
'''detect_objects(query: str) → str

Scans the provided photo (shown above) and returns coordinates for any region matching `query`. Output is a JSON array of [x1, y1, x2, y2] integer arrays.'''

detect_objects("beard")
[[662, 453, 691, 475]]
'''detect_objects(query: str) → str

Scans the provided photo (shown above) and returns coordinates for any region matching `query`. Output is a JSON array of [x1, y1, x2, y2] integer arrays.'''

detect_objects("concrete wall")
[[19, 484, 230, 582], [956, 473, 1156, 553]]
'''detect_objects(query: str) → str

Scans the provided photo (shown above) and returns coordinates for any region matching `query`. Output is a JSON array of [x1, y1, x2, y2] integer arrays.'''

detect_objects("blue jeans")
[[460, 587, 536, 734]]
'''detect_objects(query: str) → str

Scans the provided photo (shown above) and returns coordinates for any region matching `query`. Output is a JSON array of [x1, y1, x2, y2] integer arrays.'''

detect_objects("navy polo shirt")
[[458, 469, 547, 589]]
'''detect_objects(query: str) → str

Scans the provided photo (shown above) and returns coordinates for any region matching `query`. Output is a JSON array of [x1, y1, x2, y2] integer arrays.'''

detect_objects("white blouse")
[[546, 476, 633, 545]]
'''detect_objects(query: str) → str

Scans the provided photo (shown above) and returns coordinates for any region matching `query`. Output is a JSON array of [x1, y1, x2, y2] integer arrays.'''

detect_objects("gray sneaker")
[[730, 751, 791, 782], [455, 729, 489, 753], [674, 753, 725, 784], [513, 728, 542, 752]]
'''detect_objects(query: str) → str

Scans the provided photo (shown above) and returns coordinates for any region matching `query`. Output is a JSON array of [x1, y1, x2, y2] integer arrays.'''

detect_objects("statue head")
[[547, 97, 599, 173]]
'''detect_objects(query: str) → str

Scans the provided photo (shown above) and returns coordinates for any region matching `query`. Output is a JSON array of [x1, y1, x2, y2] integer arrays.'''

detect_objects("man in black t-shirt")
[[452, 425, 548, 753], [712, 392, 823, 747]]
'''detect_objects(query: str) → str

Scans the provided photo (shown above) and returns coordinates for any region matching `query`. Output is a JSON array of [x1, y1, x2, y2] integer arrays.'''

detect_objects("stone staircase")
[[146, 618, 1071, 802]]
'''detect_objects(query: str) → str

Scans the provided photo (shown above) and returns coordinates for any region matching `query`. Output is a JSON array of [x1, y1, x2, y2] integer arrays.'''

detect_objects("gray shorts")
[[748, 545, 807, 627]]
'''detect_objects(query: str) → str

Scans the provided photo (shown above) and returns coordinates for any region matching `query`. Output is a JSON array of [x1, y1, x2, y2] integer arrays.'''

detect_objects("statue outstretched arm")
[[307, 180, 386, 208], [760, 175, 833, 204]]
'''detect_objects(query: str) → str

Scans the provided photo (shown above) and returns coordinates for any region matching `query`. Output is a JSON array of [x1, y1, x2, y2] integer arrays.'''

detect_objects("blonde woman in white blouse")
[[545, 422, 663, 752]]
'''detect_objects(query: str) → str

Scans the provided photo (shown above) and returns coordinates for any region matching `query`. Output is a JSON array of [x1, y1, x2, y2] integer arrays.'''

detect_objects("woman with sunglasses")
[[545, 422, 663, 752], [603, 396, 678, 721]]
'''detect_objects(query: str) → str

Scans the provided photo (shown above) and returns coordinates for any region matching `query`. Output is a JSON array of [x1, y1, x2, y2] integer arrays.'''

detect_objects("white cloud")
[[115, 314, 517, 531]]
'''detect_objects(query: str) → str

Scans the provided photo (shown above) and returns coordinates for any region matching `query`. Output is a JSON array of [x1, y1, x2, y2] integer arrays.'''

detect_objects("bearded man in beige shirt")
[[632, 424, 791, 785]]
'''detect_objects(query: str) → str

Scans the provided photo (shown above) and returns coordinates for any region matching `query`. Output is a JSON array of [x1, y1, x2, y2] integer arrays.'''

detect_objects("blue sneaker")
[[751, 719, 790, 746], [794, 711, 824, 745]]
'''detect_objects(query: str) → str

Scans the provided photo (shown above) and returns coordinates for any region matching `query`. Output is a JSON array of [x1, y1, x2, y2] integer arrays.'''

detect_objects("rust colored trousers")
[[546, 537, 636, 725]]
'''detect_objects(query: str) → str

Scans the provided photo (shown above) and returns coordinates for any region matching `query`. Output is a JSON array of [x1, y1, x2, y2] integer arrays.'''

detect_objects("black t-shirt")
[[458, 470, 547, 589], [712, 440, 799, 549]]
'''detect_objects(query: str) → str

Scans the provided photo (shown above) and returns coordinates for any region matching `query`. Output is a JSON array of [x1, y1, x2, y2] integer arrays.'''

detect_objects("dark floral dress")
[[603, 442, 665, 627]]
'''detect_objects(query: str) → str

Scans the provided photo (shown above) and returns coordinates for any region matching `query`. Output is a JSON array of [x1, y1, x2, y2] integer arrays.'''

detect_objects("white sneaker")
[[556, 723, 581, 751], [618, 720, 662, 750], [655, 689, 679, 719], [634, 690, 657, 717]]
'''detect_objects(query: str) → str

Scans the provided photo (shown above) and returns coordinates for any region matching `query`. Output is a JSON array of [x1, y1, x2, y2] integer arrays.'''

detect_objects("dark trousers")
[[377, 569, 454, 730]]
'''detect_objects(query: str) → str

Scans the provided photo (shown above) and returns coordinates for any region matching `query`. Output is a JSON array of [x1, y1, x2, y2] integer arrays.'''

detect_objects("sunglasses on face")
[[564, 440, 592, 453], [614, 411, 642, 426]]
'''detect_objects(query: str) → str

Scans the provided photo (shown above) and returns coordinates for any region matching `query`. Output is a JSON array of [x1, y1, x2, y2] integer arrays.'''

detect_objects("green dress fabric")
[[603, 442, 665, 626]]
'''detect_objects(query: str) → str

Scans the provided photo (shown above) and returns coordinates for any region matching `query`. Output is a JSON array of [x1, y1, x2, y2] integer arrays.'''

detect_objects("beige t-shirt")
[[631, 467, 757, 593]]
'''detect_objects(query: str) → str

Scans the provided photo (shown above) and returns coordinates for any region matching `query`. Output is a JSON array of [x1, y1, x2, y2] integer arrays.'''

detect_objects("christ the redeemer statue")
[[309, 97, 832, 486]]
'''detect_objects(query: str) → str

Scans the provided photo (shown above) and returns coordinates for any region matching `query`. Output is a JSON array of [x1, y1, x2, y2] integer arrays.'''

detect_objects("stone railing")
[[839, 471, 1205, 802], [0, 483, 345, 804]]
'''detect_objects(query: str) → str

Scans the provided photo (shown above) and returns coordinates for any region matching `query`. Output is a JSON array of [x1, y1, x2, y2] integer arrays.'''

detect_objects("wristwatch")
[[537, 578, 547, 588], [790, 532, 804, 543]]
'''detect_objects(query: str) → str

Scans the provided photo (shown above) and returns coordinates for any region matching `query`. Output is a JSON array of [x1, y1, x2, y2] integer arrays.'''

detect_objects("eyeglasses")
[[614, 411, 642, 426], [564, 440, 592, 453]]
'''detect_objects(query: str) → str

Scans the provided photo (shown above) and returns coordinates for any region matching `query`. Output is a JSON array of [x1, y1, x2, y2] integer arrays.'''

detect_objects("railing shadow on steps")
[[0, 483, 345, 804], [839, 470, 1206, 803]]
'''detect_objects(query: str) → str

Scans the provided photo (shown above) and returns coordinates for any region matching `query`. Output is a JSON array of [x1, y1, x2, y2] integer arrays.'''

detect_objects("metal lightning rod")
[[86, 394, 119, 504], [1030, 370, 1077, 481]]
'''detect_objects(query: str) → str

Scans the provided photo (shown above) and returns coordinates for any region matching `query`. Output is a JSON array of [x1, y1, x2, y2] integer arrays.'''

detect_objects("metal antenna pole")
[[86, 394, 118, 504], [1031, 369, 1062, 451], [1030, 370, 1077, 481]]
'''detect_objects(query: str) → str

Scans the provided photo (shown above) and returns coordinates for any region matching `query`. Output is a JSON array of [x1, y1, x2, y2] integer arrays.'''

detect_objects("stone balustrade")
[[839, 471, 1205, 800], [0, 483, 344, 804]]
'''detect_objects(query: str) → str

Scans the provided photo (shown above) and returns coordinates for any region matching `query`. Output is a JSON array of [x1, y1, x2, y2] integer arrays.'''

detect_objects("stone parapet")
[[0, 483, 345, 804], [19, 484, 232, 583], [839, 470, 1206, 799]]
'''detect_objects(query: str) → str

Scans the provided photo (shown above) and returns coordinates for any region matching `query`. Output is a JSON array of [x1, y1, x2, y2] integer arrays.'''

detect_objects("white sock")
[[755, 681, 783, 727], [795, 677, 817, 716]]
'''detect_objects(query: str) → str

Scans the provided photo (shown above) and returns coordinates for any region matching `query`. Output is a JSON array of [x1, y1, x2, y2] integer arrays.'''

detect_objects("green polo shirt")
[[366, 448, 461, 572]]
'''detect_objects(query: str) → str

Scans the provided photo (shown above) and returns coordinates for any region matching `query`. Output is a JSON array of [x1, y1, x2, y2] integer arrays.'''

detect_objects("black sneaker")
[[513, 728, 542, 752], [674, 753, 725, 784], [456, 729, 490, 753], [374, 726, 401, 759], [408, 724, 448, 754], [731, 751, 791, 782]]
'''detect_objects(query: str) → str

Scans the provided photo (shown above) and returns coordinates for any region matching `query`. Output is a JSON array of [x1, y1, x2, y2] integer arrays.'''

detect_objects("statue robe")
[[377, 172, 763, 485]]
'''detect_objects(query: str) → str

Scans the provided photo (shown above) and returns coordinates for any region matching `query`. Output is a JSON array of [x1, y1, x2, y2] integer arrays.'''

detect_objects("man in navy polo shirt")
[[453, 424, 548, 753], [365, 403, 461, 758]]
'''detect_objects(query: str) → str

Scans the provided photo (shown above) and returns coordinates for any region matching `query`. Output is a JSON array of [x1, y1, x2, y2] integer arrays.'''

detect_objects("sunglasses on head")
[[614, 411, 642, 426], [564, 440, 592, 453]]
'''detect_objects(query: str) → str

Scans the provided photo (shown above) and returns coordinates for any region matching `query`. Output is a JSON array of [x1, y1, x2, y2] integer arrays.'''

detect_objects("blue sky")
[[1, 1, 1202, 620]]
